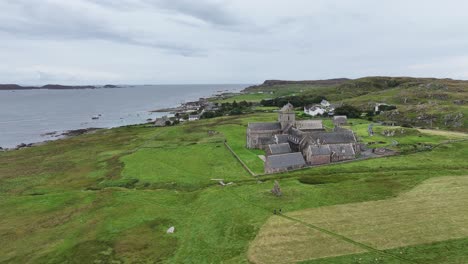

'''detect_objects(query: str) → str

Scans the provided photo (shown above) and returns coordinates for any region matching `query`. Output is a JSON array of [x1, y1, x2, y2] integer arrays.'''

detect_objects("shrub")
[[334, 105, 361, 118]]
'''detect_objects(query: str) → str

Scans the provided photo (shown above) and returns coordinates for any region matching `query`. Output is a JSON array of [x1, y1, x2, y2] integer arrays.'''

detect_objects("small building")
[[204, 102, 219, 111], [333, 115, 348, 126], [154, 116, 169, 127], [188, 115, 200, 121], [266, 143, 292, 156], [330, 143, 356, 162], [304, 100, 334, 117], [305, 144, 331, 165], [265, 152, 306, 174], [295, 120, 325, 132]]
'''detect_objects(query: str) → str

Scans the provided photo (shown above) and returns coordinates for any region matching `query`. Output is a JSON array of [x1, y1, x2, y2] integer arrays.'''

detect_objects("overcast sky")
[[1, 0, 468, 85]]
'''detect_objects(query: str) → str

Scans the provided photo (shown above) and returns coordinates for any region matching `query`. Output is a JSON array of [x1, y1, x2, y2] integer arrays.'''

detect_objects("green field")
[[0, 112, 467, 263], [250, 176, 468, 263]]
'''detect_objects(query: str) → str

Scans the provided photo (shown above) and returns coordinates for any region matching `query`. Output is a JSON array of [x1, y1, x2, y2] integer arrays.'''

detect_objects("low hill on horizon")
[[245, 76, 468, 131], [0, 84, 121, 90]]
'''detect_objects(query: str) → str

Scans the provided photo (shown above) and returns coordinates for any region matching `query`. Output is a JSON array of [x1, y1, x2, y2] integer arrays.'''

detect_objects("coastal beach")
[[0, 84, 247, 149]]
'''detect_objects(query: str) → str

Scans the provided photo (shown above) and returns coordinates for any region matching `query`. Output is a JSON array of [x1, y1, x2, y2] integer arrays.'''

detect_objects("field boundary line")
[[224, 187, 419, 264], [279, 214, 419, 264], [224, 140, 257, 177]]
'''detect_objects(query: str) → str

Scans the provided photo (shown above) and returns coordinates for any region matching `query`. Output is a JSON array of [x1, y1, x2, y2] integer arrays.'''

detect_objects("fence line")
[[224, 141, 257, 177]]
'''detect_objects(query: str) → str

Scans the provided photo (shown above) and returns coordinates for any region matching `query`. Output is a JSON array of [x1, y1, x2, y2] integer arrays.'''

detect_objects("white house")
[[304, 106, 325, 116], [320, 99, 331, 107], [304, 100, 334, 117], [188, 115, 200, 121], [375, 103, 389, 112]]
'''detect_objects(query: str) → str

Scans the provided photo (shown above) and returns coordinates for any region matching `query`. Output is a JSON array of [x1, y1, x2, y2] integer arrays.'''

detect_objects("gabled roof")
[[311, 131, 356, 144], [248, 122, 281, 131], [266, 152, 306, 169], [288, 127, 309, 144], [329, 143, 355, 156], [296, 120, 324, 130], [333, 115, 348, 122], [308, 144, 332, 155], [268, 143, 292, 155]]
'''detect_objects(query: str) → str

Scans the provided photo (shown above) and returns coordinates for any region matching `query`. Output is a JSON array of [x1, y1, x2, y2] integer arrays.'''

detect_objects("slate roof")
[[296, 120, 324, 130], [268, 143, 292, 155], [308, 144, 331, 155], [247, 122, 281, 131], [266, 152, 306, 169], [329, 143, 355, 156], [274, 134, 289, 144], [311, 131, 356, 144], [288, 128, 309, 144], [333, 115, 348, 124]]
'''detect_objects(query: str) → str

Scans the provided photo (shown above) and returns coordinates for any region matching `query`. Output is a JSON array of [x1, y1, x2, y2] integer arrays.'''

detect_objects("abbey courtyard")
[[247, 103, 362, 174]]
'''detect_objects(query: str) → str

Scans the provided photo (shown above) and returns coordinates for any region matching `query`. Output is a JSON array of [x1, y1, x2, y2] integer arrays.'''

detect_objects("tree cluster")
[[201, 100, 253, 119], [334, 105, 361, 118], [260, 95, 326, 107]]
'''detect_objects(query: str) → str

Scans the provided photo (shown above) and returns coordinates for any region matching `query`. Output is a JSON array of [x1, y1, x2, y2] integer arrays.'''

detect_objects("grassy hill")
[[241, 77, 468, 131], [1, 111, 467, 263]]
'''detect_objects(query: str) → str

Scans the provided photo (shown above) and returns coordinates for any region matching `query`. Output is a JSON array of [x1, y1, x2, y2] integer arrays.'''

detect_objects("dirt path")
[[417, 129, 468, 138]]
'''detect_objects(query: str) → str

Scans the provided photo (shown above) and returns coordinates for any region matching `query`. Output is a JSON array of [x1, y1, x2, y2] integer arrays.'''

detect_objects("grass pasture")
[[0, 112, 467, 263], [249, 175, 468, 263]]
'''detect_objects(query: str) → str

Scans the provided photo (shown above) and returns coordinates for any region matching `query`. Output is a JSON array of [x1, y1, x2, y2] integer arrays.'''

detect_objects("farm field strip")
[[249, 175, 468, 263]]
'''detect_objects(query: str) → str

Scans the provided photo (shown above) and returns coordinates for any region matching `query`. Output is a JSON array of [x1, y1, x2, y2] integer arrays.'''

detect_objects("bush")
[[379, 105, 397, 111], [334, 105, 361, 118], [261, 95, 326, 107]]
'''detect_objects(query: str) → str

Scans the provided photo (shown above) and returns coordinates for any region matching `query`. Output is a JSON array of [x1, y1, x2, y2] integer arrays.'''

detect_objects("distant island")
[[0, 84, 120, 90]]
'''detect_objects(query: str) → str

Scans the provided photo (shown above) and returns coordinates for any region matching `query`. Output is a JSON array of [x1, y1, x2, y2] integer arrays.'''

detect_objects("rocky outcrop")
[[42, 84, 96, 89], [0, 84, 96, 90], [244, 78, 350, 91]]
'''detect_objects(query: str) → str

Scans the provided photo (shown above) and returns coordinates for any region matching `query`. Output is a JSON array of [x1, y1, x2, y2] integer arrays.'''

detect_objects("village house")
[[247, 103, 358, 173], [304, 105, 325, 116], [304, 99, 335, 117], [188, 115, 200, 121], [154, 116, 170, 127]]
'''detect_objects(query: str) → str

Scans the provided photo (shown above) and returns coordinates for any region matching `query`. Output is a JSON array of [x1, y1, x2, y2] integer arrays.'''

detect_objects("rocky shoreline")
[[151, 92, 239, 113], [0, 127, 101, 152], [0, 86, 243, 152]]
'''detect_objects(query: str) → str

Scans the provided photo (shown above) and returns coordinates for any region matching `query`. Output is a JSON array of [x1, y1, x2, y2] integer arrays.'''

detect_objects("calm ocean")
[[0, 84, 247, 148]]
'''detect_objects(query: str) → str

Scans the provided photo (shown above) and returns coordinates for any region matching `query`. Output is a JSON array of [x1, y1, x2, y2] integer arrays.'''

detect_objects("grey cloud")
[[0, 0, 201, 56], [152, 0, 240, 26], [86, 0, 250, 31]]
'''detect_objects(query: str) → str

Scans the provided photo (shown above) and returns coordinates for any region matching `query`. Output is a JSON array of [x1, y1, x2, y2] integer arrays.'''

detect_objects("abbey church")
[[246, 103, 359, 173]]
